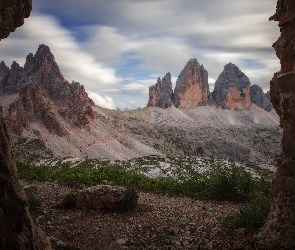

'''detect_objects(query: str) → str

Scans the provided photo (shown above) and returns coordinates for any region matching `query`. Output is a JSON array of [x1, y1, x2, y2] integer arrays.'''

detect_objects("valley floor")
[[24, 180, 259, 250]]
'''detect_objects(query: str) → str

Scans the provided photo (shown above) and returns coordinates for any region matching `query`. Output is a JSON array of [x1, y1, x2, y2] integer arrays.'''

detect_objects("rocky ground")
[[23, 180, 259, 250]]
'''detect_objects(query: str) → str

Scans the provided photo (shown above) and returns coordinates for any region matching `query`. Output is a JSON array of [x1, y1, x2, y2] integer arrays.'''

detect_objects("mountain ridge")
[[148, 60, 273, 111], [0, 44, 281, 163]]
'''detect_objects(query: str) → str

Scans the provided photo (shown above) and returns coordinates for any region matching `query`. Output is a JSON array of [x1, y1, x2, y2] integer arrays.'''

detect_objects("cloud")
[[0, 13, 122, 93], [1, 0, 280, 109], [88, 91, 116, 109]]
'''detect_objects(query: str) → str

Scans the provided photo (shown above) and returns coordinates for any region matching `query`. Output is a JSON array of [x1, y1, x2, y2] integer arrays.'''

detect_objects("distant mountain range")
[[147, 59, 273, 111], [0, 45, 281, 163]]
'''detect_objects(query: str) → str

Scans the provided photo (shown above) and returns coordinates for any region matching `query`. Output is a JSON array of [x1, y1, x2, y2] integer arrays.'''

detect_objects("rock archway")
[[258, 0, 295, 248]]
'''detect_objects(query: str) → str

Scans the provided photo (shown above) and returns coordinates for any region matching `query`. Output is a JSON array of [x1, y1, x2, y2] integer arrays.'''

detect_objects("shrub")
[[221, 192, 270, 234], [203, 165, 254, 201], [16, 161, 51, 181], [110, 187, 138, 213], [27, 197, 41, 214], [62, 190, 77, 209]]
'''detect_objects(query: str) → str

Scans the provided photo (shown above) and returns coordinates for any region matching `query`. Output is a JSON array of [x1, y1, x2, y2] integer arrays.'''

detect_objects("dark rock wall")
[[0, 0, 32, 40], [258, 0, 295, 248], [0, 0, 51, 249]]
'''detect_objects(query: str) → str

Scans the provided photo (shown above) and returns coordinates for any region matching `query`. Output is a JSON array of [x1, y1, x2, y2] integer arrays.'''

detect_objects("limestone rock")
[[258, 0, 295, 248], [1, 44, 95, 134], [147, 73, 173, 108], [173, 59, 209, 109], [250, 84, 273, 111], [55, 185, 136, 212], [0, 1, 51, 249], [212, 63, 251, 109], [75, 185, 127, 211], [0, 106, 50, 249], [0, 0, 32, 40]]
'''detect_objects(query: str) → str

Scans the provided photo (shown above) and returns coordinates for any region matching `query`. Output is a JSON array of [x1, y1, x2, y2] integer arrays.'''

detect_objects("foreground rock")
[[0, 0, 32, 40], [212, 63, 251, 109], [0, 1, 51, 249], [258, 0, 295, 248], [0, 107, 50, 250], [147, 73, 173, 108], [174, 59, 210, 108], [56, 185, 138, 212]]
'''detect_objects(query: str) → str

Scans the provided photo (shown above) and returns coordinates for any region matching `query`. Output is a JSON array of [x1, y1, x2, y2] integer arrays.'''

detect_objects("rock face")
[[0, 1, 50, 249], [0, 107, 50, 249], [173, 59, 209, 109], [147, 73, 173, 108], [212, 63, 251, 109], [55, 185, 137, 212], [1, 44, 95, 134], [250, 84, 273, 111], [0, 0, 32, 40], [258, 0, 295, 248]]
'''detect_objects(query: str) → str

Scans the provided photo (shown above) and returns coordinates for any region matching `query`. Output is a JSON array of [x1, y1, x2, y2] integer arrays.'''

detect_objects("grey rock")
[[147, 72, 173, 108], [212, 63, 251, 108], [250, 84, 273, 111]]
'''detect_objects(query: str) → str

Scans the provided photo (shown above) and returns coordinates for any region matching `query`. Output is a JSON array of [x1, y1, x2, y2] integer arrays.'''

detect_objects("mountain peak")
[[212, 63, 251, 109]]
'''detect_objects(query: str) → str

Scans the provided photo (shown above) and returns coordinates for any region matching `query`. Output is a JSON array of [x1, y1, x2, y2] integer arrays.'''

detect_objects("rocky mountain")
[[0, 45, 159, 160], [250, 84, 273, 111], [1, 45, 95, 134], [0, 45, 281, 164], [212, 63, 251, 109], [148, 60, 272, 112], [147, 72, 173, 108], [173, 59, 210, 108]]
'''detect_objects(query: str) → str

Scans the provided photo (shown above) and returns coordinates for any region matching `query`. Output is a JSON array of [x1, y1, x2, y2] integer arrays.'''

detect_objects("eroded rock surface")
[[0, 0, 51, 249], [250, 84, 273, 111], [0, 107, 50, 249], [0, 0, 32, 40], [258, 0, 295, 248], [212, 63, 251, 109], [147, 73, 173, 108], [174, 59, 209, 108], [1, 44, 95, 134]]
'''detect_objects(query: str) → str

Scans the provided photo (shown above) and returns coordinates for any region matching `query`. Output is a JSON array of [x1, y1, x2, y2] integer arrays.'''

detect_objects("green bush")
[[221, 192, 270, 234], [16, 161, 51, 181], [111, 187, 139, 213], [62, 190, 77, 209], [202, 165, 254, 201]]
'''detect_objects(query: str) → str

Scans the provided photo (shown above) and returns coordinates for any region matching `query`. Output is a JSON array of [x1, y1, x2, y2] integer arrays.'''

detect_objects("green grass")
[[16, 161, 269, 201], [17, 159, 271, 233]]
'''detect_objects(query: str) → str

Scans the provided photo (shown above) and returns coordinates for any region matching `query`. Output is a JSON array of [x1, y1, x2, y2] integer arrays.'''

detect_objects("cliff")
[[0, 0, 50, 249], [1, 44, 95, 134], [250, 84, 273, 111], [147, 72, 173, 108], [212, 63, 251, 109], [173, 59, 209, 108], [258, 0, 295, 248]]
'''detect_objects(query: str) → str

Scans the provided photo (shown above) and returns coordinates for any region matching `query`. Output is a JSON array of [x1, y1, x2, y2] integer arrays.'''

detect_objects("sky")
[[0, 0, 280, 109]]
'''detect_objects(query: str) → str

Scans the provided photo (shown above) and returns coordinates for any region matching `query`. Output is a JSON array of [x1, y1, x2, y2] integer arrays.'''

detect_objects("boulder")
[[56, 185, 138, 212]]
